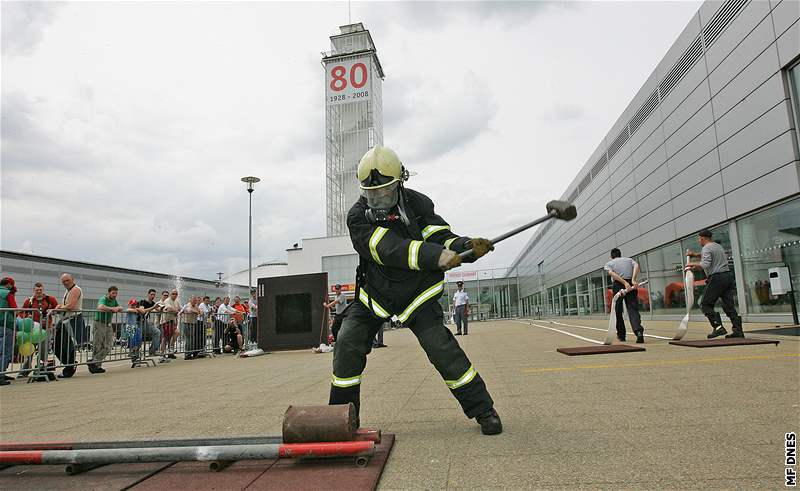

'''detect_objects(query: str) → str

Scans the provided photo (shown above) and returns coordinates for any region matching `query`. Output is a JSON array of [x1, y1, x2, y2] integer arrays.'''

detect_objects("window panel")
[[647, 242, 686, 315], [737, 198, 800, 315]]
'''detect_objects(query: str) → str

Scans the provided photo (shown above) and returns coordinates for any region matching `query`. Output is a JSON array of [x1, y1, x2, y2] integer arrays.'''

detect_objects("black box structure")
[[257, 272, 328, 351]]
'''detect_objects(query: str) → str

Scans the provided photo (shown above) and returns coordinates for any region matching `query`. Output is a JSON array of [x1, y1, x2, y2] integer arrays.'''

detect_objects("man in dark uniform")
[[328, 145, 502, 435], [686, 229, 743, 339]]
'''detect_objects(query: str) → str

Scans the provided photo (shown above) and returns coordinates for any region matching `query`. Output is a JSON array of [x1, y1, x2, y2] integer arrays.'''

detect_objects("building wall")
[[512, 0, 800, 321], [0, 251, 250, 310], [286, 235, 358, 291], [223, 263, 289, 289]]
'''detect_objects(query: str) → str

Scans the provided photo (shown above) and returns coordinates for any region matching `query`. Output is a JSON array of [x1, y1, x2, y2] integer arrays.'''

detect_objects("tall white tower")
[[322, 23, 385, 236]]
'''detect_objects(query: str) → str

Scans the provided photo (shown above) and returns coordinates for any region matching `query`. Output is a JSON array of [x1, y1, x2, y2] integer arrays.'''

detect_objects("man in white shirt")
[[214, 297, 236, 354], [198, 296, 210, 322], [196, 296, 210, 357], [247, 290, 258, 345], [159, 289, 182, 362], [452, 281, 470, 336], [181, 296, 203, 359]]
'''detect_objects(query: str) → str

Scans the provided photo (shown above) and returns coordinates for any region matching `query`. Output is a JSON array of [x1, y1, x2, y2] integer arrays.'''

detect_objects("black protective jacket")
[[347, 187, 475, 324]]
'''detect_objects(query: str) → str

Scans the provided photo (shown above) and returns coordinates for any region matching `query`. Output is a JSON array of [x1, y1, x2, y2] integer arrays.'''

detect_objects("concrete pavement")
[[0, 318, 797, 489]]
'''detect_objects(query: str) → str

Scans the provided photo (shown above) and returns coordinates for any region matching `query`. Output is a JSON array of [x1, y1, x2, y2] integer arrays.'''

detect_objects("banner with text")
[[326, 57, 372, 106]]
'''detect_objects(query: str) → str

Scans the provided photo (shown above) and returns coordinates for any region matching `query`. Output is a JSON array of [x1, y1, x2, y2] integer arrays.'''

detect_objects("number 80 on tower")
[[325, 57, 372, 105]]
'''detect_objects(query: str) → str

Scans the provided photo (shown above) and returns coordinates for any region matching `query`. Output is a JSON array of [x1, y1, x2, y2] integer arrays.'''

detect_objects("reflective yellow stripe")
[[444, 238, 457, 250], [446, 365, 477, 389], [369, 227, 389, 265], [358, 288, 391, 318], [421, 225, 450, 240], [408, 240, 422, 270], [331, 373, 362, 387], [397, 281, 444, 323]]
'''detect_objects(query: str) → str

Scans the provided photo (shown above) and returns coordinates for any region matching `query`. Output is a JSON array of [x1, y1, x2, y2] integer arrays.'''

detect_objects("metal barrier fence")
[[0, 307, 258, 383], [1, 308, 46, 380]]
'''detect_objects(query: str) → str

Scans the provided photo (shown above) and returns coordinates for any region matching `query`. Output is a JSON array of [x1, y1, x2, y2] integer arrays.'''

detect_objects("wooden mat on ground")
[[669, 338, 780, 348], [556, 345, 646, 356], [0, 434, 395, 491]]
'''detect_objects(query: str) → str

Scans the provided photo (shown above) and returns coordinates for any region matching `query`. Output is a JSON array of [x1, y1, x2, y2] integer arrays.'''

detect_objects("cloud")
[[385, 72, 497, 163], [541, 104, 585, 123], [0, 92, 103, 178], [1, 1, 62, 56], [0, 88, 327, 279], [1, 1, 704, 279], [360, 1, 560, 30]]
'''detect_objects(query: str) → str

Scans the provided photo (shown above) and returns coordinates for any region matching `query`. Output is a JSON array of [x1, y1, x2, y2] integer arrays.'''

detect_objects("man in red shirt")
[[229, 296, 248, 353], [1, 277, 18, 385], [232, 296, 247, 327], [16, 283, 58, 379], [21, 282, 58, 325]]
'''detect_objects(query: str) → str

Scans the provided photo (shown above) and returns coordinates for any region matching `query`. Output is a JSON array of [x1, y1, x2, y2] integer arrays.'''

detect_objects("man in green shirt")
[[92, 286, 122, 373]]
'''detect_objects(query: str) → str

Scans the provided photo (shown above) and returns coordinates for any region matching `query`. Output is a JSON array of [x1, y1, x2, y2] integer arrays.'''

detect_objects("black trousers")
[[225, 328, 241, 351], [701, 271, 741, 331], [611, 281, 643, 338], [454, 305, 468, 334], [54, 317, 78, 375], [248, 317, 258, 343], [329, 300, 493, 420]]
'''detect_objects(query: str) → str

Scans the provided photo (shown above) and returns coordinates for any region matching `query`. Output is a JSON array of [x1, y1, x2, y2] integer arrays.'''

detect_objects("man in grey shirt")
[[324, 284, 349, 341], [686, 229, 743, 339], [604, 248, 645, 343]]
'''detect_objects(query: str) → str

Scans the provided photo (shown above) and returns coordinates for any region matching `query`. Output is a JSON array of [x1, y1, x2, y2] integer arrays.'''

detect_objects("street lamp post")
[[241, 177, 261, 297]]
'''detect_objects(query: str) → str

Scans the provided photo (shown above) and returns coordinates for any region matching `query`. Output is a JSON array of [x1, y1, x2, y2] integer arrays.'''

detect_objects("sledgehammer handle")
[[459, 210, 557, 258]]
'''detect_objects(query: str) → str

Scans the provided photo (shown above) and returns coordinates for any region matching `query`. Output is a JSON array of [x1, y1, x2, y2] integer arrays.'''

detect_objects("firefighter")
[[328, 145, 502, 435]]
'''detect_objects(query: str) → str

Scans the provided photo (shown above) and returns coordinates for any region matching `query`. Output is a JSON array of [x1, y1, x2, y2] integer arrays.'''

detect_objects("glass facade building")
[[517, 202, 800, 321], [440, 269, 520, 322], [511, 0, 800, 323]]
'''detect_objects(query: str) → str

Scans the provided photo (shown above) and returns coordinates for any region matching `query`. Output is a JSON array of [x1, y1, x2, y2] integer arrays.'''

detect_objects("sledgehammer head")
[[546, 200, 577, 221]]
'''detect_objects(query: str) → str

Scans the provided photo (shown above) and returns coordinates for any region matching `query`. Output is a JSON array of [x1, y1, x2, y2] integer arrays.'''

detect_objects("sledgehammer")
[[459, 200, 577, 259]]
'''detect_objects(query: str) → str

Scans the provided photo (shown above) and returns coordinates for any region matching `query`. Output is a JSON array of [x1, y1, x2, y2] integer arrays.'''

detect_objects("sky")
[[1, 0, 702, 280]]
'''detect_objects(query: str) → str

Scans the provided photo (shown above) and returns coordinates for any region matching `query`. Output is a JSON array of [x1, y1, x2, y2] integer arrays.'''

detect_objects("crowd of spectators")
[[0, 274, 259, 385]]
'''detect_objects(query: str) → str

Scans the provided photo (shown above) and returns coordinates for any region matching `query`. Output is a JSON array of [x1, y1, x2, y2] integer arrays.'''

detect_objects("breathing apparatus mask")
[[362, 180, 399, 209], [358, 145, 411, 224]]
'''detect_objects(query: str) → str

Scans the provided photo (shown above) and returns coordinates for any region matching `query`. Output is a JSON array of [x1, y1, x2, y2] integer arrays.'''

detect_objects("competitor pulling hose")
[[603, 249, 646, 344]]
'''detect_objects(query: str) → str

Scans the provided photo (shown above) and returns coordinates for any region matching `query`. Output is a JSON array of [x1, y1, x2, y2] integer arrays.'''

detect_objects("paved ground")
[[1, 318, 798, 489]]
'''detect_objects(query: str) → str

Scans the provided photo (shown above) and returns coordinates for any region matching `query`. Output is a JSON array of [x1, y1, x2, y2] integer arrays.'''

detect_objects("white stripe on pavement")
[[549, 321, 671, 340], [514, 320, 604, 345]]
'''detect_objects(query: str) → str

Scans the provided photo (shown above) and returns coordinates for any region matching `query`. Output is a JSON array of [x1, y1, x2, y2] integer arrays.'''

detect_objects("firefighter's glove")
[[468, 238, 494, 259], [438, 249, 462, 271]]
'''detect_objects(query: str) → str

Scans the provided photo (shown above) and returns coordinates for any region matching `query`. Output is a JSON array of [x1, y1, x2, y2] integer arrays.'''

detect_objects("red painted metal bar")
[[278, 441, 374, 458], [0, 441, 375, 465]]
